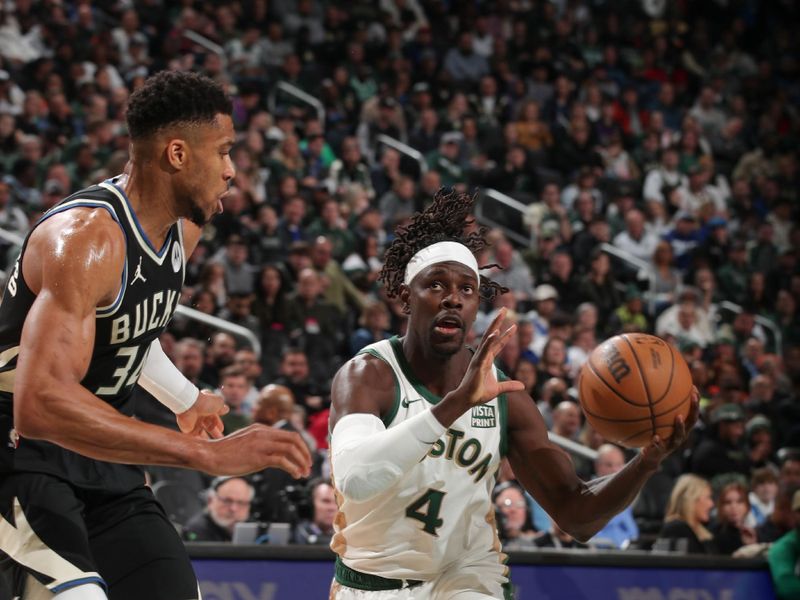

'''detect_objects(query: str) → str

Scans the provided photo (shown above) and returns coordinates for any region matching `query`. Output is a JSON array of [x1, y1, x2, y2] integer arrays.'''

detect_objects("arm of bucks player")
[[506, 386, 699, 542], [12, 209, 311, 478]]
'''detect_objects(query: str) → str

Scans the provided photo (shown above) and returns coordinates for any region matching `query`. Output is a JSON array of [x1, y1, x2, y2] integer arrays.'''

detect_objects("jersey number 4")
[[405, 488, 446, 536]]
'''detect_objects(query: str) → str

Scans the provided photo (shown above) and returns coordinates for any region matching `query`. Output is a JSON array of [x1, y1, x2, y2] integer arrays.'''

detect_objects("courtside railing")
[[375, 134, 428, 175], [268, 81, 326, 128]]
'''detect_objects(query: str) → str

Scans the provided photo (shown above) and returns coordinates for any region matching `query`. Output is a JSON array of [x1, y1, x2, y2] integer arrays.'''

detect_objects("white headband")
[[403, 241, 480, 285]]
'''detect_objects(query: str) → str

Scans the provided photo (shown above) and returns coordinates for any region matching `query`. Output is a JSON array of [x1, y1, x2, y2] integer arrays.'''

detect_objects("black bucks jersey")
[[0, 176, 185, 493]]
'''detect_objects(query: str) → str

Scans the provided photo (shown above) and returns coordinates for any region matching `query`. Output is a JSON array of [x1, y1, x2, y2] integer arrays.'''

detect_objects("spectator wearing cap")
[[526, 284, 559, 349], [356, 95, 405, 166], [608, 284, 649, 335], [662, 210, 703, 273], [767, 490, 800, 600], [426, 131, 465, 187], [184, 477, 255, 543], [678, 162, 727, 216], [612, 208, 660, 265], [694, 215, 730, 271], [745, 415, 776, 472], [689, 403, 751, 483]]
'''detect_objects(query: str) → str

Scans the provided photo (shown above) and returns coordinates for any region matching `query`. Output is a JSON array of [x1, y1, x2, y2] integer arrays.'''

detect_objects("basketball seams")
[[620, 334, 657, 437], [585, 354, 649, 408], [649, 342, 676, 407], [582, 388, 692, 423]]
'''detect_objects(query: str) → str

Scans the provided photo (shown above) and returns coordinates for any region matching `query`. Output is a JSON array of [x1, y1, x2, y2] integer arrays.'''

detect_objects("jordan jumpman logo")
[[130, 256, 147, 285]]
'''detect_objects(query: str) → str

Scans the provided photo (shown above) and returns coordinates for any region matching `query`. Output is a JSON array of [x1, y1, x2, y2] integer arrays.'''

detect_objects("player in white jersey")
[[328, 190, 699, 599]]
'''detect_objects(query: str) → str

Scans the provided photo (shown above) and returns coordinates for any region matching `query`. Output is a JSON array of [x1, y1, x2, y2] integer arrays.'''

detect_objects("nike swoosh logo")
[[401, 397, 422, 408]]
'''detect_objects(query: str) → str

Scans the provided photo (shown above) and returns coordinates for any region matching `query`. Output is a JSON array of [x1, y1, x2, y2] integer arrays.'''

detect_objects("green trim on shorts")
[[335, 557, 424, 591], [358, 348, 401, 427]]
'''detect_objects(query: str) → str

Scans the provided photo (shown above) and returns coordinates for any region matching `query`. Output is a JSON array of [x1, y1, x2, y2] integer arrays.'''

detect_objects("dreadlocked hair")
[[379, 188, 508, 300]]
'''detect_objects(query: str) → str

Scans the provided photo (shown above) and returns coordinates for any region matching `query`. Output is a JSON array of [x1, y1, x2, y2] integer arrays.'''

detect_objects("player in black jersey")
[[0, 72, 311, 599]]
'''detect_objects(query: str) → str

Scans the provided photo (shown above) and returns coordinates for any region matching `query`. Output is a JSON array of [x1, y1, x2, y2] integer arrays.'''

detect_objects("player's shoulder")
[[334, 351, 394, 387], [26, 206, 127, 285], [31, 205, 125, 253]]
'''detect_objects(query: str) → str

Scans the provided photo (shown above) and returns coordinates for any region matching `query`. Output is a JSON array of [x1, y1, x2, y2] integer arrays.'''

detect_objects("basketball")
[[578, 333, 693, 448]]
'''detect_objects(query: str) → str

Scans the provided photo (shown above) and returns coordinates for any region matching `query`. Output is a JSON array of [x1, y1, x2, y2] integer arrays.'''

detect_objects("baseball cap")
[[540, 220, 560, 239], [675, 210, 696, 222], [0, 70, 9, 82], [412, 82, 430, 94], [746, 415, 772, 437], [533, 284, 558, 302], [706, 216, 727, 228], [711, 403, 745, 424], [441, 131, 463, 145]]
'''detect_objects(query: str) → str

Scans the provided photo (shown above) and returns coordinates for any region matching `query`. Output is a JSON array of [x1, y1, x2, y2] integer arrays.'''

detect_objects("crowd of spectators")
[[0, 0, 798, 583]]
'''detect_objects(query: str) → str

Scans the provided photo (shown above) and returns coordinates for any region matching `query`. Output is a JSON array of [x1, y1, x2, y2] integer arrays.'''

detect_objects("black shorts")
[[0, 472, 198, 599]]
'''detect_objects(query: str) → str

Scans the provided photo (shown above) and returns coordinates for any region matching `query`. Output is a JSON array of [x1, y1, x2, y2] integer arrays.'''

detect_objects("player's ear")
[[399, 285, 411, 313], [165, 138, 188, 170]]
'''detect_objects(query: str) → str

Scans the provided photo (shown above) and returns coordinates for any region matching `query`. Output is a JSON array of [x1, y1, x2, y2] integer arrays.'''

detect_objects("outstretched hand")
[[205, 424, 313, 479], [177, 390, 229, 439], [640, 386, 700, 471], [456, 308, 526, 407]]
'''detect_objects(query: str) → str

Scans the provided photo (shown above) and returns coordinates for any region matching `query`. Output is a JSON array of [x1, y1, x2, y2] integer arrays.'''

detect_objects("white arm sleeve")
[[330, 410, 446, 503], [137, 339, 199, 415]]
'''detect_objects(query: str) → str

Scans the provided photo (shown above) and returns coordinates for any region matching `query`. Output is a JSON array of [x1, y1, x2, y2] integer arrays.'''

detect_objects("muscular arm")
[[507, 389, 694, 542], [329, 353, 448, 502], [13, 210, 311, 477]]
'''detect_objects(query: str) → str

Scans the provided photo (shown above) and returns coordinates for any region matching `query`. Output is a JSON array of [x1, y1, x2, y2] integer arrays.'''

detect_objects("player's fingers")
[[265, 440, 312, 478], [686, 390, 700, 426], [205, 416, 225, 439], [497, 379, 526, 394], [670, 414, 686, 447], [483, 307, 507, 339], [265, 429, 313, 469]]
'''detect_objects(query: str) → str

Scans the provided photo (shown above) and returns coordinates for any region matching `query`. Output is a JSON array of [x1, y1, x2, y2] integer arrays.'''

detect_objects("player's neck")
[[401, 334, 469, 397], [124, 164, 180, 248]]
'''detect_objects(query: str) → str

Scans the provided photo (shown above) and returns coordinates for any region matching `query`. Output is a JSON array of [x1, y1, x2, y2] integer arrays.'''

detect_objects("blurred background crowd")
[[0, 0, 798, 582]]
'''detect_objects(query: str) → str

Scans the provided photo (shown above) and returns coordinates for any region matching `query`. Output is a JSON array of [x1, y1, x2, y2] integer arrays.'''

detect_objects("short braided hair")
[[126, 71, 232, 140], [378, 188, 507, 300]]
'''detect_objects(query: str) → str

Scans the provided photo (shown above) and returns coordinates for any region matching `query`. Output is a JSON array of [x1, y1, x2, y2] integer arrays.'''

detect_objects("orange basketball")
[[578, 333, 693, 448]]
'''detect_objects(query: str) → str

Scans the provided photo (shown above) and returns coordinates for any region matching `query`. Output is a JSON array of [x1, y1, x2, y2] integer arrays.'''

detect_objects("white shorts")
[[330, 555, 509, 600]]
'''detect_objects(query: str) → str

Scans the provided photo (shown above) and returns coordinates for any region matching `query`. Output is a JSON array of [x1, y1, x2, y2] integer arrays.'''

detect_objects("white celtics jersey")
[[332, 337, 508, 581]]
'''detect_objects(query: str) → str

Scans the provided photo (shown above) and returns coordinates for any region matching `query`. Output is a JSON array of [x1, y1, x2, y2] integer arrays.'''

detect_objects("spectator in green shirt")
[[767, 490, 800, 600]]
